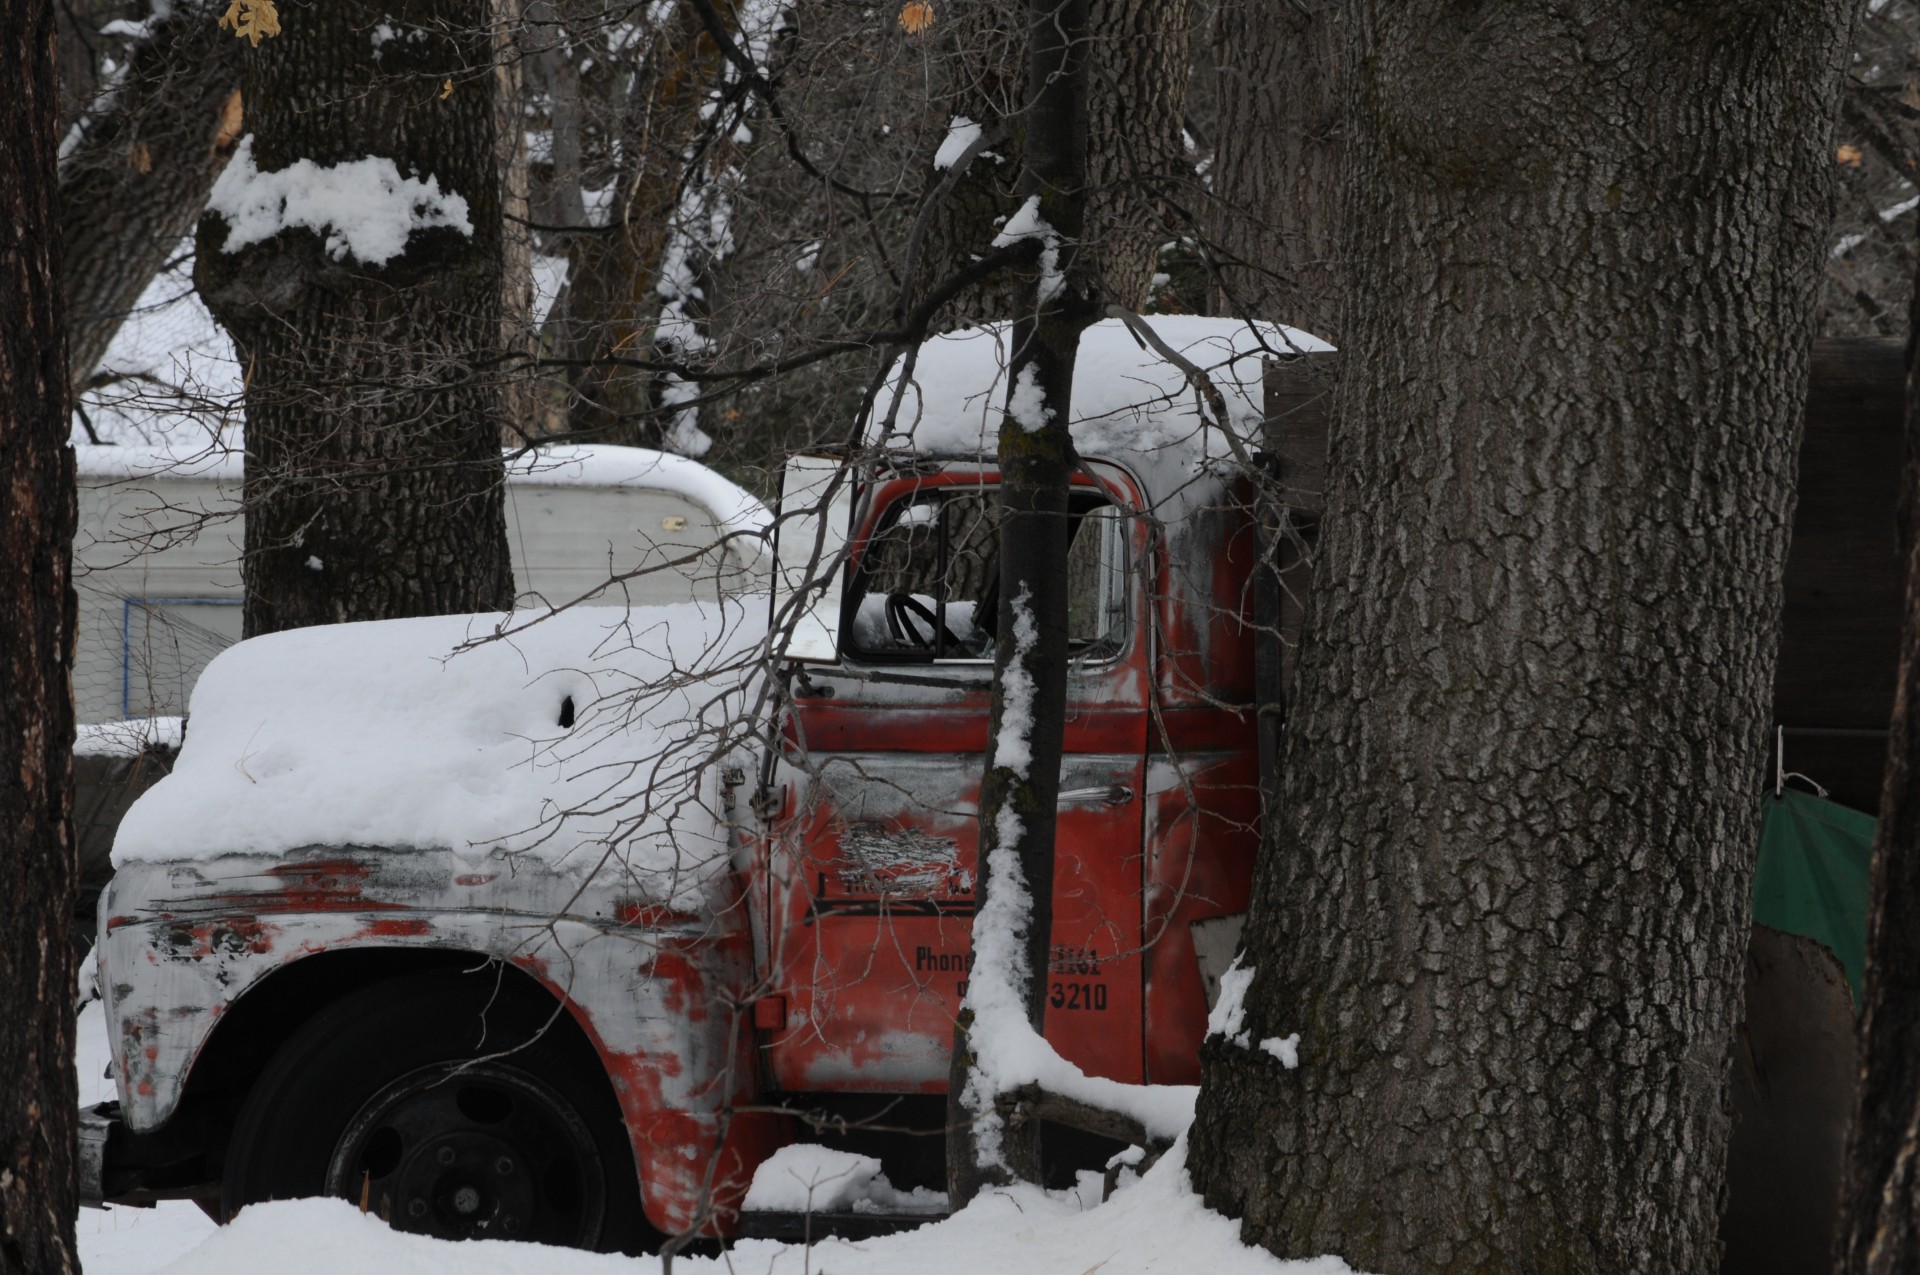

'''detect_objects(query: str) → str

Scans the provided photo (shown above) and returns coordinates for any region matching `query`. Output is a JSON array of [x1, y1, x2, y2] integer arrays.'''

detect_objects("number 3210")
[[1050, 980, 1107, 1011]]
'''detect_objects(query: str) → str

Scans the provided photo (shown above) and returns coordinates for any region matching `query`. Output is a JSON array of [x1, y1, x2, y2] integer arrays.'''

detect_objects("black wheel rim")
[[325, 1060, 607, 1247]]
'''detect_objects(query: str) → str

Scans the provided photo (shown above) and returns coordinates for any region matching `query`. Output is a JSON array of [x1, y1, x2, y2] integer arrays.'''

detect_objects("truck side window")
[[847, 489, 1126, 662], [1065, 503, 1127, 655]]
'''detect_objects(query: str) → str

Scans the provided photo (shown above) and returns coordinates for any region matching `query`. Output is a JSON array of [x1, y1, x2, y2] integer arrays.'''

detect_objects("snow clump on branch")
[[1204, 955, 1300, 1069], [933, 115, 983, 170], [206, 136, 473, 267], [992, 194, 1063, 303]]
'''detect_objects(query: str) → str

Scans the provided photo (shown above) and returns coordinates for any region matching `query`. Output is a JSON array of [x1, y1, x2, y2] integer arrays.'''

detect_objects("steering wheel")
[[885, 593, 968, 652]]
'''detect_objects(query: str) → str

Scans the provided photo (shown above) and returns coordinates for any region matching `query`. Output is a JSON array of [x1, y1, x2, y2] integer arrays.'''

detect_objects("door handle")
[[1057, 785, 1134, 807]]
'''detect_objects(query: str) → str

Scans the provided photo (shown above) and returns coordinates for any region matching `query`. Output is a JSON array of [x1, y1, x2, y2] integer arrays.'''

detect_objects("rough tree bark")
[[1205, 0, 1341, 337], [946, 0, 1098, 1207], [541, 0, 736, 448], [1189, 5, 1859, 1273], [61, 4, 243, 387], [917, 0, 1189, 322], [195, 0, 516, 636], [0, 0, 80, 1268], [913, 0, 1028, 331], [1836, 215, 1920, 1275], [1081, 0, 1193, 310]]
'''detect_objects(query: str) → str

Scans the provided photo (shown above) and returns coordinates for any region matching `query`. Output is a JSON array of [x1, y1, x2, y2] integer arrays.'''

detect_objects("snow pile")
[[75, 245, 242, 446], [112, 602, 769, 909], [1261, 1034, 1301, 1069], [932, 115, 983, 170], [206, 136, 473, 266], [105, 1139, 1362, 1275], [867, 316, 1331, 490], [989, 585, 1038, 774], [369, 22, 427, 56], [75, 443, 239, 481], [1005, 362, 1050, 433], [75, 716, 183, 759], [742, 1146, 946, 1215]]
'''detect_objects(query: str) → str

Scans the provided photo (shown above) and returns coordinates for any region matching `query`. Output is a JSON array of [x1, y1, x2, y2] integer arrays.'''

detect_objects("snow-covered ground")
[[73, 1002, 1359, 1275]]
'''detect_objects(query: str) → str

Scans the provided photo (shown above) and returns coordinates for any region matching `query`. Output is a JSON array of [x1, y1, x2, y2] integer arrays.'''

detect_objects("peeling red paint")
[[209, 857, 407, 916], [614, 900, 702, 928], [354, 917, 433, 939]]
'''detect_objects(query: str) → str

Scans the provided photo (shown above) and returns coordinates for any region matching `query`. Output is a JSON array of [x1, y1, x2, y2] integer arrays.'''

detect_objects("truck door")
[[758, 464, 1148, 1092]]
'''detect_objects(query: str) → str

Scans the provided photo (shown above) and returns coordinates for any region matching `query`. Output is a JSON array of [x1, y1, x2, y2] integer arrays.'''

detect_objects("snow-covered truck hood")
[[113, 599, 771, 912]]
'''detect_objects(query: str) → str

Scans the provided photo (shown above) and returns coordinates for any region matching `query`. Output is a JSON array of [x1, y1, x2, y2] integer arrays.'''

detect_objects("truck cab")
[[81, 316, 1316, 1250]]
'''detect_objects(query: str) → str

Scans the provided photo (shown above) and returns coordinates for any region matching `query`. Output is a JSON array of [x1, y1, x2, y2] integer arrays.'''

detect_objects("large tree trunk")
[[0, 0, 80, 1268], [195, 0, 516, 636], [1836, 228, 1920, 1275], [1081, 0, 1193, 311], [1205, 0, 1341, 337], [61, 6, 243, 388], [911, 0, 1028, 331], [1189, 6, 1858, 1273], [540, 0, 735, 448], [914, 0, 1189, 324], [495, 0, 538, 437]]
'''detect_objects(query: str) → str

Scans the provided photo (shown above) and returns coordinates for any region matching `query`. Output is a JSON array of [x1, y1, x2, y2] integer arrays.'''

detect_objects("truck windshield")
[[846, 487, 1127, 662]]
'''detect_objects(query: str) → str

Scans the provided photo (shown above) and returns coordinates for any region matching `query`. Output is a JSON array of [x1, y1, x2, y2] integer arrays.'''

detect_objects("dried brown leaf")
[[218, 0, 282, 47], [899, 2, 934, 35]]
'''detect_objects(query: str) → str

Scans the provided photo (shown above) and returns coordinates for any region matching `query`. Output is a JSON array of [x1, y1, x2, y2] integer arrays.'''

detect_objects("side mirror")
[[771, 454, 852, 663]]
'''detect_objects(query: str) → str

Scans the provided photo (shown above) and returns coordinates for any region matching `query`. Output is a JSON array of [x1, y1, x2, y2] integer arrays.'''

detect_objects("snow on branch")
[[961, 588, 1194, 1168], [206, 136, 473, 266]]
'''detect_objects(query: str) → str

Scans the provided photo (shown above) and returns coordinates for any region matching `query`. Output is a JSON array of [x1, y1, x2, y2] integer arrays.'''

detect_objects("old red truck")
[[81, 316, 1308, 1250], [80, 322, 1900, 1269]]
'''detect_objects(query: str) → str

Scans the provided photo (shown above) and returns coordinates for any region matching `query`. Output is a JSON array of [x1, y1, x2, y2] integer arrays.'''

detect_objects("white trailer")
[[72, 443, 769, 723]]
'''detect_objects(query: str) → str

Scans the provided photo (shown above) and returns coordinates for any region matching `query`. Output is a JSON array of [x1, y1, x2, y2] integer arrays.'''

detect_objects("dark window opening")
[[845, 486, 1128, 663]]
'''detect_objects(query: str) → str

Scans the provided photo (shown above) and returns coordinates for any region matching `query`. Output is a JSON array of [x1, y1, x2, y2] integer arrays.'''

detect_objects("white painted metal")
[[73, 468, 766, 723], [770, 454, 852, 663]]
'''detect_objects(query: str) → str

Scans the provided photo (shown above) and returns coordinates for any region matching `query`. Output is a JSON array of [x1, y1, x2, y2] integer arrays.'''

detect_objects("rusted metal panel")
[[1140, 733, 1260, 1085], [757, 461, 1166, 1093], [98, 846, 773, 1236], [1151, 478, 1262, 709]]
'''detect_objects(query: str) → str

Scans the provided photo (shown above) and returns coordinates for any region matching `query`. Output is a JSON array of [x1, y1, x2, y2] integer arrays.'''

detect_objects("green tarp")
[[1752, 788, 1877, 1007]]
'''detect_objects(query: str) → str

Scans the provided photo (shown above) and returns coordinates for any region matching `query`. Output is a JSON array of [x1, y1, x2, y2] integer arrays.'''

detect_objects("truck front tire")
[[221, 970, 651, 1253]]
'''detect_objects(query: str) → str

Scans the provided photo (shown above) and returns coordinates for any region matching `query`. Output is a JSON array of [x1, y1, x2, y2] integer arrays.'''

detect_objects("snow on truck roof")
[[867, 315, 1331, 491], [74, 441, 772, 550], [110, 319, 1324, 880], [112, 601, 769, 910]]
